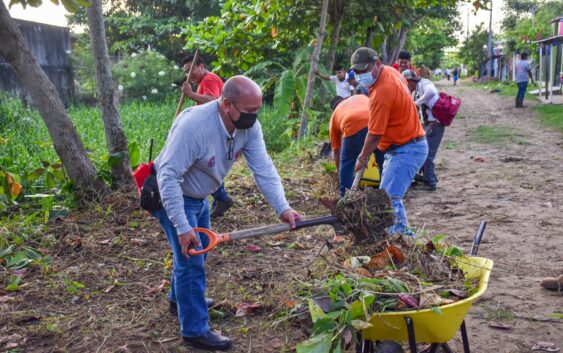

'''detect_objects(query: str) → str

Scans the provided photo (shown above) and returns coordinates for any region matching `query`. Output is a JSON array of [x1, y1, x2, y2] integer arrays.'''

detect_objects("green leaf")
[[349, 300, 365, 320], [308, 299, 326, 323], [60, 0, 78, 12], [431, 306, 443, 315], [296, 333, 332, 353], [128, 141, 141, 168], [548, 312, 563, 319], [274, 70, 294, 118], [432, 234, 445, 244], [351, 319, 373, 330], [0, 245, 16, 259], [108, 151, 127, 167], [5, 251, 34, 270], [312, 317, 335, 334]]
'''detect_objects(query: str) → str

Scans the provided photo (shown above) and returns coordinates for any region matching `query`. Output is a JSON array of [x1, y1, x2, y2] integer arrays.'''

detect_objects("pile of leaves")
[[294, 235, 479, 353]]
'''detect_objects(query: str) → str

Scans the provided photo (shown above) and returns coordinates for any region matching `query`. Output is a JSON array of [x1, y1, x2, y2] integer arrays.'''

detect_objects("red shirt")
[[196, 72, 223, 105], [392, 63, 420, 76]]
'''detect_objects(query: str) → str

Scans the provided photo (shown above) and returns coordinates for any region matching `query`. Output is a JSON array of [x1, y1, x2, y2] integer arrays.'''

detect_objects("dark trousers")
[[339, 128, 368, 196], [422, 121, 445, 187], [516, 81, 528, 101]]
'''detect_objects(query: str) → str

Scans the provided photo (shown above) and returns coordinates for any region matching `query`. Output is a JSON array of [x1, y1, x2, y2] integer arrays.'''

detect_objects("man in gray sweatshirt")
[[152, 75, 302, 351]]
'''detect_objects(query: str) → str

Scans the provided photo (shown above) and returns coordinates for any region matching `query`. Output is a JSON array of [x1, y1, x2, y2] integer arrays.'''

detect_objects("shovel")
[[188, 167, 367, 256]]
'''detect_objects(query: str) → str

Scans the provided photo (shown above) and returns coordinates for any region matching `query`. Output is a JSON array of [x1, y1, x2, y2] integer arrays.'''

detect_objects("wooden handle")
[[229, 215, 339, 242], [174, 49, 199, 119], [351, 166, 366, 191]]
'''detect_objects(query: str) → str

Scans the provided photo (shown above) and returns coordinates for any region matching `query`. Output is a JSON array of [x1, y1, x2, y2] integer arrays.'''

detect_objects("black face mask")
[[233, 112, 257, 129]]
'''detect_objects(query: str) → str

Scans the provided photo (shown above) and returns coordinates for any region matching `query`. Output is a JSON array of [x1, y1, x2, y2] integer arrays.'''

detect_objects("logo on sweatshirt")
[[208, 156, 216, 168]]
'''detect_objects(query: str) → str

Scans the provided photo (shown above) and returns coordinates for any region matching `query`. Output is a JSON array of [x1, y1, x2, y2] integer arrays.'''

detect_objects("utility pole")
[[487, 0, 493, 80], [466, 5, 470, 41]]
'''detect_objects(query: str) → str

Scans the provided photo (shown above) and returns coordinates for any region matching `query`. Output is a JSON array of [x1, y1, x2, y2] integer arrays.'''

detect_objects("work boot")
[[169, 298, 215, 315], [210, 197, 234, 218], [183, 330, 232, 351], [515, 97, 519, 108]]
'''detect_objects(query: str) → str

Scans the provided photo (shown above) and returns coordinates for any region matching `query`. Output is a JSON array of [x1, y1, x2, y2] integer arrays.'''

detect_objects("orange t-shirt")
[[368, 66, 425, 151], [330, 95, 369, 151], [196, 72, 223, 105]]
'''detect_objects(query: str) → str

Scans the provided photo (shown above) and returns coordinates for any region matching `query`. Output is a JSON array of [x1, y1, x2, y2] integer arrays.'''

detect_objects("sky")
[[4, 0, 71, 27], [5, 0, 505, 40]]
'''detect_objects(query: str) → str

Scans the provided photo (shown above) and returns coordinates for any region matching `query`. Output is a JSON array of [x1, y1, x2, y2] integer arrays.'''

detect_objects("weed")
[[533, 104, 563, 132], [471, 125, 529, 147]]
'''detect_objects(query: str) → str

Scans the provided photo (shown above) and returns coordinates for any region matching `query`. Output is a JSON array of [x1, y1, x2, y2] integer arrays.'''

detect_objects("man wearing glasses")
[[153, 75, 302, 351]]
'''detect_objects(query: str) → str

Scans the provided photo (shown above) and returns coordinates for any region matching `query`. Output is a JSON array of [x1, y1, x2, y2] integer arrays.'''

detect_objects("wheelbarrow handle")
[[351, 166, 366, 191], [470, 220, 487, 256], [188, 215, 339, 256]]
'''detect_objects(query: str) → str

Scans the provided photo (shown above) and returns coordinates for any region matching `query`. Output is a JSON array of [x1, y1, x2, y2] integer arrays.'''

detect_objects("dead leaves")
[[367, 245, 405, 271], [144, 279, 169, 297], [234, 302, 263, 317]]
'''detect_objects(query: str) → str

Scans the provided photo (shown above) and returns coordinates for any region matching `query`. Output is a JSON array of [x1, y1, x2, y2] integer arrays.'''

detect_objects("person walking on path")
[[445, 68, 451, 81], [154, 76, 302, 351], [181, 54, 234, 218], [453, 67, 459, 86], [403, 69, 443, 191], [514, 52, 534, 108], [351, 47, 428, 235]]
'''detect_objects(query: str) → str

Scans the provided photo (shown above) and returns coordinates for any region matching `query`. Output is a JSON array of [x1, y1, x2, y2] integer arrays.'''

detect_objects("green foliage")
[[70, 35, 96, 97], [183, 0, 318, 78], [112, 49, 184, 101], [459, 23, 488, 75], [533, 104, 563, 132], [406, 17, 461, 69]]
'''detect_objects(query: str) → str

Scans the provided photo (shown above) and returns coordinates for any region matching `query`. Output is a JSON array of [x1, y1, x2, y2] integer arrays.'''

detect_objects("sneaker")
[[169, 298, 215, 315], [426, 184, 437, 191], [183, 330, 232, 351], [210, 197, 235, 218]]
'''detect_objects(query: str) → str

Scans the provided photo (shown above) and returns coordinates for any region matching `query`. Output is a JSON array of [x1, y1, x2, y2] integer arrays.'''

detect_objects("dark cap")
[[350, 47, 378, 71], [402, 69, 421, 82]]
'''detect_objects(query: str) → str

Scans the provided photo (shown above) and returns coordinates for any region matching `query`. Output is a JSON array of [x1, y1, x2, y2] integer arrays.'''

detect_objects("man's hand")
[[181, 80, 194, 98], [178, 230, 200, 257], [279, 209, 303, 229], [355, 156, 368, 172]]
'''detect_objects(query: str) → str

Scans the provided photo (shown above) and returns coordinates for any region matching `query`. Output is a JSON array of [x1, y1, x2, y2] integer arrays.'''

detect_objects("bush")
[[112, 49, 184, 101]]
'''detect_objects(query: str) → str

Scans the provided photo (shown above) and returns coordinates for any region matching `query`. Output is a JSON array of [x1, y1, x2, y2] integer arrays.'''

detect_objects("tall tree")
[[87, 0, 134, 190], [0, 0, 107, 198], [325, 0, 347, 72], [298, 0, 329, 138], [459, 23, 488, 75]]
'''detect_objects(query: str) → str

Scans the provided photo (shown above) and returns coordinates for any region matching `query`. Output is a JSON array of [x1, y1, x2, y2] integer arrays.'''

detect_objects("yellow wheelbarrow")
[[360, 221, 492, 353]]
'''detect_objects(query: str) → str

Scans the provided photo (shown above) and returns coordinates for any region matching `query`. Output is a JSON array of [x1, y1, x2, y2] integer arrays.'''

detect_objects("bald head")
[[222, 75, 262, 103]]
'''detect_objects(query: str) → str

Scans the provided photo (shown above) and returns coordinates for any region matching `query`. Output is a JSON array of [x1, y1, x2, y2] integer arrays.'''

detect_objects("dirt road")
[[407, 80, 563, 353]]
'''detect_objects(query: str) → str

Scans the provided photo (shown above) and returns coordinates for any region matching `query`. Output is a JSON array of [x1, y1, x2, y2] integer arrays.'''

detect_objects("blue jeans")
[[211, 182, 229, 203], [339, 128, 368, 196], [339, 128, 386, 196], [152, 196, 211, 337], [380, 139, 428, 235], [516, 81, 527, 101], [422, 122, 445, 187]]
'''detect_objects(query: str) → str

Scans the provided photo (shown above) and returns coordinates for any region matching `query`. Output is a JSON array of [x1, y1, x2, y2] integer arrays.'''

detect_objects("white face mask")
[[357, 71, 375, 87]]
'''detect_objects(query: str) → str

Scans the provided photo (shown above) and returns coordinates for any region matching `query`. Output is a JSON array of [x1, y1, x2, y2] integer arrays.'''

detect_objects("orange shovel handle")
[[188, 228, 231, 256]]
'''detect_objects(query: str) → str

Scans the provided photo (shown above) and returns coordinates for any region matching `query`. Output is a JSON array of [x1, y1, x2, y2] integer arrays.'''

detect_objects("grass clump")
[[471, 124, 529, 147]]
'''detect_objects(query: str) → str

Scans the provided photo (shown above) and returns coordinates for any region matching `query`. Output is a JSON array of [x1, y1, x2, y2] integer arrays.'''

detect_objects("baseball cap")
[[350, 47, 378, 71], [402, 69, 421, 82]]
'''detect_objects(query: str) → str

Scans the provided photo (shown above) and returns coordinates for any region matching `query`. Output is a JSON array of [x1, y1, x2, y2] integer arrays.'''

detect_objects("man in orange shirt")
[[392, 51, 420, 75], [351, 47, 428, 235], [181, 54, 233, 218]]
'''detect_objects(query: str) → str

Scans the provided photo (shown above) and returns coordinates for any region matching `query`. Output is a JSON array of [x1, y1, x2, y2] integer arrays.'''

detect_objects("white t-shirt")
[[330, 74, 353, 98]]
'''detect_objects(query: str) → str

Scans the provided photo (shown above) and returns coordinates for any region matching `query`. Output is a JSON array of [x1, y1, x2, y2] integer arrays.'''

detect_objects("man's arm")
[[415, 81, 438, 107], [315, 69, 331, 81], [527, 66, 534, 84], [243, 122, 301, 225], [355, 134, 381, 172], [182, 81, 217, 104], [333, 147, 341, 170]]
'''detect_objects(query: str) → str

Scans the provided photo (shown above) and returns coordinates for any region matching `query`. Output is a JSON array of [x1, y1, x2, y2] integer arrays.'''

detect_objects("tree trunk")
[[365, 26, 375, 48], [298, 0, 329, 139], [325, 0, 346, 72], [380, 37, 389, 64], [0, 1, 107, 198], [388, 27, 409, 64], [88, 0, 134, 190]]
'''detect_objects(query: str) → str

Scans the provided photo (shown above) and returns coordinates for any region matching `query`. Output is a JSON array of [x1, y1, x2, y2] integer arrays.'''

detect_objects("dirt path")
[[406, 80, 563, 353]]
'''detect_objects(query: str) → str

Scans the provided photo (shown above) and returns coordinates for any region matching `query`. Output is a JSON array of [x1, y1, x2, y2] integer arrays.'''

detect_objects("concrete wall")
[[0, 19, 73, 106]]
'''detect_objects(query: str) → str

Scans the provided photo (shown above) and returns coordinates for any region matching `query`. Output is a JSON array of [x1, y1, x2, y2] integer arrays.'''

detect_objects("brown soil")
[[1, 81, 562, 353]]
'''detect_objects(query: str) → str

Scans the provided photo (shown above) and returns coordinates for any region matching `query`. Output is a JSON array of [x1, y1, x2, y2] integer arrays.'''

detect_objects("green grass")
[[470, 81, 536, 99], [471, 124, 529, 147], [533, 104, 563, 132]]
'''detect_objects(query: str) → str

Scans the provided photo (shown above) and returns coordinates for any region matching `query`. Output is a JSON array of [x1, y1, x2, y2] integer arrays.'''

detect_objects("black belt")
[[388, 136, 426, 150]]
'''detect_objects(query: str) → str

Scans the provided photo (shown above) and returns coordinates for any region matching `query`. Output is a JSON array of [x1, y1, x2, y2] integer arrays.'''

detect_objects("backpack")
[[431, 92, 461, 126]]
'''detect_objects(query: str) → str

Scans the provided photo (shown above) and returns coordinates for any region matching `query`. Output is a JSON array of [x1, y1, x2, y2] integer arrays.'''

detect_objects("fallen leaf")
[[489, 321, 512, 330], [472, 156, 486, 162], [144, 279, 170, 296], [419, 293, 445, 308], [103, 285, 115, 294], [234, 302, 262, 317], [385, 245, 405, 264], [532, 341, 560, 352], [99, 239, 111, 245], [356, 268, 372, 277], [313, 296, 332, 313], [284, 300, 295, 309], [0, 296, 16, 303], [342, 327, 353, 348], [266, 241, 284, 247], [246, 245, 261, 253]]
